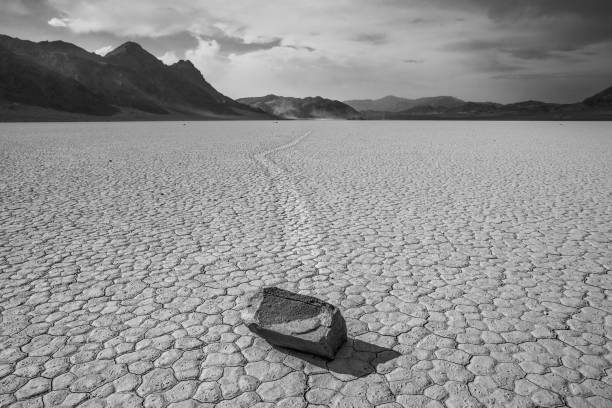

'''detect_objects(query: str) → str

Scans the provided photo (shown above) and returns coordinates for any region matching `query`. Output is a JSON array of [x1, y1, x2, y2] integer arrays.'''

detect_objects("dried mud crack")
[[0, 121, 611, 408]]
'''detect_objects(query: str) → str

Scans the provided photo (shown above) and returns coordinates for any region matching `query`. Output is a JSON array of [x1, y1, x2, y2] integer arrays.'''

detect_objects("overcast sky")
[[2, 0, 612, 103]]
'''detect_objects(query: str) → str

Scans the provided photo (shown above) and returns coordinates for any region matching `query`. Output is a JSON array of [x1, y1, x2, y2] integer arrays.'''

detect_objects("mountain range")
[[344, 91, 612, 120], [1, 34, 611, 121], [0, 34, 271, 120], [344, 95, 465, 112], [237, 95, 361, 119]]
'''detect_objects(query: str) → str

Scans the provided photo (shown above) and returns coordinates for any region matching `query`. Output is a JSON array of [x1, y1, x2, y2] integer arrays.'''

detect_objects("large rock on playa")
[[244, 287, 347, 359]]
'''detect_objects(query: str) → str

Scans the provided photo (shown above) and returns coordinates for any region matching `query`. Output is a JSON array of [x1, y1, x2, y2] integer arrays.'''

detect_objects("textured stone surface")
[[1, 121, 612, 407], [244, 287, 347, 359]]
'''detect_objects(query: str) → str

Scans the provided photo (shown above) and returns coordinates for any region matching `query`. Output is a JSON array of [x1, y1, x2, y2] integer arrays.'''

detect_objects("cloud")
[[353, 33, 387, 45], [158, 50, 179, 65], [284, 45, 316, 52], [1, 0, 30, 16], [186, 38, 221, 60], [184, 37, 225, 77], [445, 31, 601, 64], [208, 31, 283, 56], [48, 17, 68, 27], [471, 0, 612, 21], [444, 0, 612, 50], [93, 45, 113, 56], [403, 59, 424, 64], [47, 0, 210, 37]]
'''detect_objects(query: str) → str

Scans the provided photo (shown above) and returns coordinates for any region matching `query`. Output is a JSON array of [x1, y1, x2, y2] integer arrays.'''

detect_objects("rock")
[[243, 287, 347, 359]]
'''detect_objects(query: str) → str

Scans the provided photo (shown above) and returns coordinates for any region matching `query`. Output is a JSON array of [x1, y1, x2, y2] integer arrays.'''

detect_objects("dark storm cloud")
[[509, 49, 585, 63], [421, 0, 612, 21], [284, 45, 316, 52], [186, 26, 287, 56], [443, 0, 612, 65], [211, 32, 282, 55], [494, 71, 612, 81], [452, 0, 612, 48], [0, 0, 59, 38], [474, 57, 523, 74], [2, 0, 56, 16], [199, 28, 315, 56], [444, 39, 587, 62], [353, 33, 387, 45], [469, 0, 612, 20]]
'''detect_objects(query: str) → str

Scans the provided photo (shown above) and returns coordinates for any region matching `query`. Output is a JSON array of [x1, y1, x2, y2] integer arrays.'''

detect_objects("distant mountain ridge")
[[237, 94, 362, 119], [344, 95, 464, 112], [348, 92, 612, 120], [0, 34, 272, 120]]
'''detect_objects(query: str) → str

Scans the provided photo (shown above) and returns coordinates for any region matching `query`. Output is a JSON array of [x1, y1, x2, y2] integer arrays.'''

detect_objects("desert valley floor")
[[1, 121, 611, 408]]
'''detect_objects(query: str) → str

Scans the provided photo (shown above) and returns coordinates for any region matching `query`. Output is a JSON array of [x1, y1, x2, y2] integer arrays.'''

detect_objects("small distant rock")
[[244, 287, 347, 359]]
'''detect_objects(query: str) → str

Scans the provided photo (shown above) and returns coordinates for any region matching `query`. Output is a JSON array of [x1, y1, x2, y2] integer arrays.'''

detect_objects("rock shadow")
[[273, 338, 401, 378]]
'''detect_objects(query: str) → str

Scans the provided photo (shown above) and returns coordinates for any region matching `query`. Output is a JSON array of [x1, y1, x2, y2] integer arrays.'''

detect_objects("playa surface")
[[1, 121, 611, 408]]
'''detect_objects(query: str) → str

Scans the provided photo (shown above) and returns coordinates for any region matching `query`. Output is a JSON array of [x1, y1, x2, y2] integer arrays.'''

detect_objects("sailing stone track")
[[1, 121, 611, 408]]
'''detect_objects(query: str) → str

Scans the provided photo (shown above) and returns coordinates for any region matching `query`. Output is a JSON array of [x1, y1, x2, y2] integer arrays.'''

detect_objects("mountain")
[[104, 41, 164, 71], [0, 44, 117, 115], [584, 86, 612, 107], [358, 89, 612, 120], [0, 34, 273, 120], [237, 95, 362, 119], [1, 34, 610, 122], [348, 88, 612, 120], [344, 95, 464, 112]]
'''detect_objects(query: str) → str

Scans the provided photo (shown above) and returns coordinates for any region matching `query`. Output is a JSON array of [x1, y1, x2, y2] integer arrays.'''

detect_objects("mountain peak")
[[108, 41, 144, 54], [169, 59, 206, 84], [105, 41, 162, 69], [171, 59, 195, 67], [169, 59, 200, 75]]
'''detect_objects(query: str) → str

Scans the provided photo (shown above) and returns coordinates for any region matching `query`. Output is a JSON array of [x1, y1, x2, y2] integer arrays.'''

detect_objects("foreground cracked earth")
[[1, 121, 611, 408]]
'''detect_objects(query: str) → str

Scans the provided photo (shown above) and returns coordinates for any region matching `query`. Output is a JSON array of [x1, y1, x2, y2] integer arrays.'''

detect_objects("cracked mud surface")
[[1, 121, 611, 408]]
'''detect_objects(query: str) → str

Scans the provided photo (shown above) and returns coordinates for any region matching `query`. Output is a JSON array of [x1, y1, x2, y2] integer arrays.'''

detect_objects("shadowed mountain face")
[[584, 86, 612, 107], [0, 44, 117, 116], [0, 34, 272, 119], [237, 95, 362, 119]]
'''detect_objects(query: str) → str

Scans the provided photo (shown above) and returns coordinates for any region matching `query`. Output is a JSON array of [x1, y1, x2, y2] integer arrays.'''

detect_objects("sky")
[[1, 0, 612, 103]]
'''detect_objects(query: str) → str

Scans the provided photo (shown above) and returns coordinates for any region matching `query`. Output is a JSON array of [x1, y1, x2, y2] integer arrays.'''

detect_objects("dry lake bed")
[[1, 121, 611, 408]]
